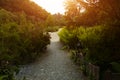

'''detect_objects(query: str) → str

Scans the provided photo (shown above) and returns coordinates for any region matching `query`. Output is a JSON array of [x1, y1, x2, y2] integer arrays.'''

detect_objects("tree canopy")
[[65, 0, 120, 26], [0, 0, 50, 21]]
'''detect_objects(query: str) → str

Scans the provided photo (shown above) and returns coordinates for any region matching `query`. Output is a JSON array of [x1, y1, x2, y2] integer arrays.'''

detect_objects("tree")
[[65, 0, 82, 26], [64, 0, 120, 65], [45, 15, 55, 27], [0, 1, 51, 79], [53, 13, 66, 26], [0, 0, 49, 21], [65, 0, 120, 26], [77, 0, 120, 26]]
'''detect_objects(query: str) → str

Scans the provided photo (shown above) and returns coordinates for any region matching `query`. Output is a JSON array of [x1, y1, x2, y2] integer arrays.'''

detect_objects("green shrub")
[[58, 27, 82, 50], [0, 9, 50, 80], [78, 26, 120, 65], [59, 26, 120, 79]]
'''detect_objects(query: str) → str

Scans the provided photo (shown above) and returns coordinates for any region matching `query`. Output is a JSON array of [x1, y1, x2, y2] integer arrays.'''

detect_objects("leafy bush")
[[0, 9, 50, 64], [0, 9, 50, 80], [59, 26, 120, 65], [59, 26, 120, 75], [58, 27, 82, 50], [78, 26, 120, 65]]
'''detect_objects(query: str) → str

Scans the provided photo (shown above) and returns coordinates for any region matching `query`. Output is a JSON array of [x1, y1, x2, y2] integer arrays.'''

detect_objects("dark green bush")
[[110, 62, 120, 73], [0, 9, 50, 79], [59, 26, 120, 78], [78, 26, 120, 65]]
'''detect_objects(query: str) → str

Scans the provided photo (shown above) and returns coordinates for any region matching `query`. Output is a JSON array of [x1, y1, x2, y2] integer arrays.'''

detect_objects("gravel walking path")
[[16, 32, 83, 80]]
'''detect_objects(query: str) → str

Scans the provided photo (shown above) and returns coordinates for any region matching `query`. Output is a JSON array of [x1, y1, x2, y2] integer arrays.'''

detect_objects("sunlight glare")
[[31, 0, 65, 14]]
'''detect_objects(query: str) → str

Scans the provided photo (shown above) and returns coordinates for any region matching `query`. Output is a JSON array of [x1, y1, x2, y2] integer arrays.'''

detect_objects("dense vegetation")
[[0, 0, 49, 20], [0, 0, 50, 79], [59, 26, 120, 64], [45, 13, 66, 32], [59, 0, 120, 79], [0, 0, 120, 80]]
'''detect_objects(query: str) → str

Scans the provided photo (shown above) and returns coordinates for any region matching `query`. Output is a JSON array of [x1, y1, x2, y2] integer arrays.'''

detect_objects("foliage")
[[110, 62, 120, 73], [45, 15, 55, 27], [0, 63, 18, 80], [58, 28, 70, 45], [0, 0, 51, 79], [79, 26, 120, 65], [0, 0, 49, 21], [58, 26, 120, 70], [45, 26, 60, 32], [64, 0, 82, 26], [45, 13, 66, 32], [63, 0, 120, 79], [65, 0, 120, 26], [0, 9, 50, 64], [53, 13, 66, 26], [0, 2, 50, 79], [58, 27, 82, 50]]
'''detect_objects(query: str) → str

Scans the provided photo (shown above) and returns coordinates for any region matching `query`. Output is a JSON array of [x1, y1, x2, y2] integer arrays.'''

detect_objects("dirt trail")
[[16, 32, 83, 80]]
